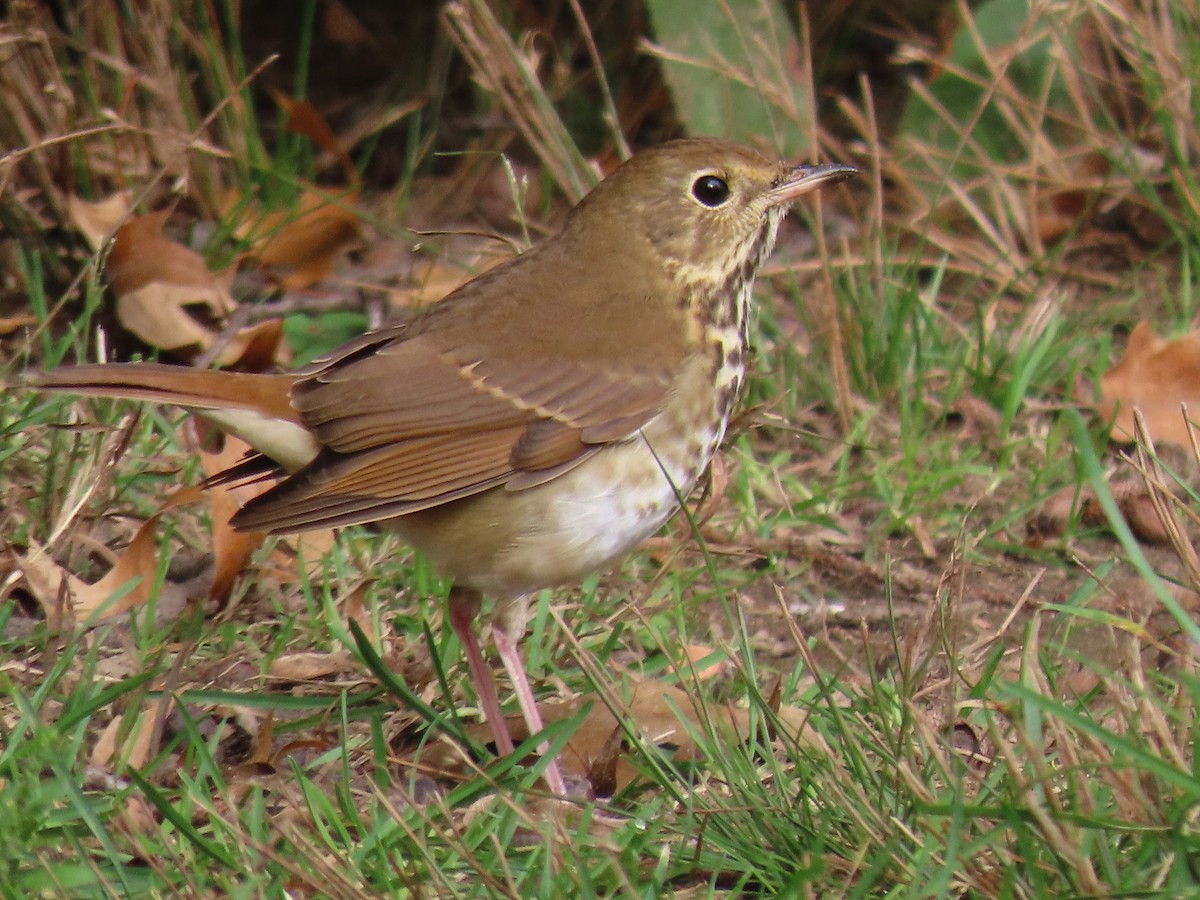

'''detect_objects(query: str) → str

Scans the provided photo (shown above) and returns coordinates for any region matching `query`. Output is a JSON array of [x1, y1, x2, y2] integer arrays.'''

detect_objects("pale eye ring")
[[692, 175, 730, 207]]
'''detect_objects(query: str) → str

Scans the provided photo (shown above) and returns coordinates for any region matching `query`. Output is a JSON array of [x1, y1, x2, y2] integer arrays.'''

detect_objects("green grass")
[[4, 0, 1200, 895]]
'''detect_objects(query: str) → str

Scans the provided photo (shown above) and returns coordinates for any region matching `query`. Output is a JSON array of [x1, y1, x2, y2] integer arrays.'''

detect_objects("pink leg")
[[492, 623, 567, 796], [447, 587, 515, 756]]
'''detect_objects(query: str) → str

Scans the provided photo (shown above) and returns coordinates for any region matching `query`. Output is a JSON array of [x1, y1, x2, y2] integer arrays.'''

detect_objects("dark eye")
[[691, 175, 730, 207]]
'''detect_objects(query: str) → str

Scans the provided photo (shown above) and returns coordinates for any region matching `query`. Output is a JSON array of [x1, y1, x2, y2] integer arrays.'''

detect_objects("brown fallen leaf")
[[0, 315, 36, 336], [108, 210, 236, 355], [272, 90, 358, 185], [228, 92, 361, 290], [447, 680, 829, 794], [322, 0, 378, 51], [119, 794, 160, 836], [692, 454, 728, 524], [220, 317, 289, 372], [108, 210, 233, 306], [196, 428, 271, 607], [1099, 321, 1200, 446], [262, 529, 338, 586], [268, 650, 358, 681], [678, 644, 726, 682], [106, 210, 283, 366], [68, 191, 133, 251], [1033, 150, 1111, 245], [343, 581, 375, 640], [91, 695, 175, 769], [18, 516, 165, 621], [233, 189, 361, 290], [585, 719, 623, 798]]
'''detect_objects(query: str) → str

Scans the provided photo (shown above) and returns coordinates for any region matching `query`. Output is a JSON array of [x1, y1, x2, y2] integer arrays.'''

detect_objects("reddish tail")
[[27, 363, 318, 470], [26, 363, 300, 423]]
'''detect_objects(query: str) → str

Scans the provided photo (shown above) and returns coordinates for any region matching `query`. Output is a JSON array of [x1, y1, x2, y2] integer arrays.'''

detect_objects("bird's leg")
[[493, 599, 568, 796], [447, 586, 514, 756]]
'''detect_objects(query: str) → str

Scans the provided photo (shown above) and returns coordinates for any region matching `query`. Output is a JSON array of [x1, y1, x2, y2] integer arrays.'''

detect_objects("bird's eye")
[[691, 175, 730, 207]]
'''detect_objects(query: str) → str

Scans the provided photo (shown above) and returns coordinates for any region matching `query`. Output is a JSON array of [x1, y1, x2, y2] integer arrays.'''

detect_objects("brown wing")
[[231, 320, 674, 534]]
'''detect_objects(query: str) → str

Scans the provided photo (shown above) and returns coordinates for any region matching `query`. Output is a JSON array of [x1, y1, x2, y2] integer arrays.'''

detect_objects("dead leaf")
[[0, 315, 35, 335], [221, 318, 289, 372], [108, 210, 233, 304], [678, 644, 725, 682], [263, 529, 338, 586], [105, 210, 284, 366], [272, 91, 357, 185], [693, 454, 728, 523], [323, 0, 379, 51], [489, 680, 827, 793], [1099, 321, 1200, 446], [108, 210, 236, 355], [234, 189, 361, 290], [90, 695, 174, 769], [68, 191, 133, 251], [115, 282, 230, 353], [268, 651, 357, 681], [251, 712, 275, 766], [585, 720, 622, 797], [120, 794, 159, 835], [197, 429, 270, 607], [225, 93, 361, 290], [18, 517, 164, 621], [343, 581, 374, 638], [1033, 151, 1111, 245]]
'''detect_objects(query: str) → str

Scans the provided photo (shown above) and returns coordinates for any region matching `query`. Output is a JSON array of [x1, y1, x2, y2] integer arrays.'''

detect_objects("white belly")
[[387, 351, 737, 600], [495, 428, 716, 592]]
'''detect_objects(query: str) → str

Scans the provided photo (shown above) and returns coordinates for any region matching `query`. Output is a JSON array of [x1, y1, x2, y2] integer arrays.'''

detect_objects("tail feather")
[[26, 363, 300, 421], [27, 363, 319, 471]]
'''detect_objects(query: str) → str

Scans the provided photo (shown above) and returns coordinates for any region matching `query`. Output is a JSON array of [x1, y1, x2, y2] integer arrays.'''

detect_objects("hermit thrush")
[[29, 138, 857, 795]]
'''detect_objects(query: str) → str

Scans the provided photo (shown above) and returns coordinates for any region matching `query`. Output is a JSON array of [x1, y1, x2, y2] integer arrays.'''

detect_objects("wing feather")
[[237, 291, 682, 533]]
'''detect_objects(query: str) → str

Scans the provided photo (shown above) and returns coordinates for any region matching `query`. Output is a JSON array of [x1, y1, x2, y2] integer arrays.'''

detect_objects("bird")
[[27, 138, 857, 796]]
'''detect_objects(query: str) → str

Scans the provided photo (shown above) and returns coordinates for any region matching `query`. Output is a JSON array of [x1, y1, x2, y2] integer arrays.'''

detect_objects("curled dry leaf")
[[67, 190, 133, 251], [221, 317, 289, 372], [107, 210, 285, 366], [195, 427, 271, 607], [1099, 321, 1200, 446], [108, 210, 236, 354], [262, 529, 338, 586], [0, 315, 36, 335], [228, 92, 361, 290], [322, 0, 378, 50], [585, 719, 623, 798], [109, 211, 234, 309], [17, 517, 165, 621], [1033, 150, 1111, 245], [231, 189, 361, 290], [692, 453, 728, 524], [91, 695, 175, 770], [120, 794, 160, 836], [116, 282, 227, 355], [453, 679, 832, 793], [272, 91, 358, 185], [268, 650, 358, 681], [342, 581, 375, 639]]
